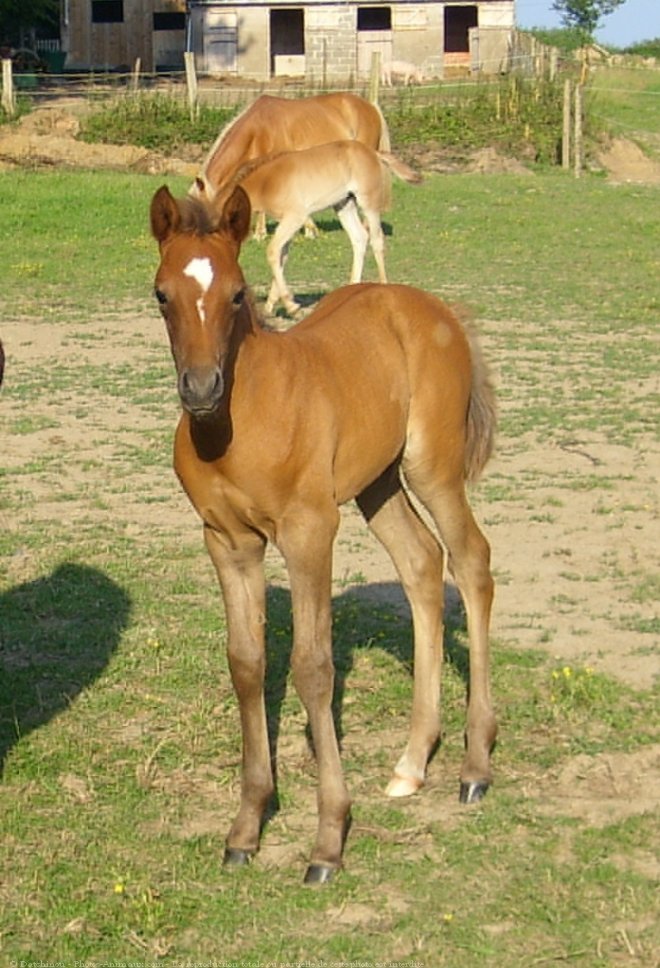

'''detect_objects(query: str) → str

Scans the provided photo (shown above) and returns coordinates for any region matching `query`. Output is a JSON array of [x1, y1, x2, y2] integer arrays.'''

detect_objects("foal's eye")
[[232, 287, 246, 307], [154, 287, 168, 306]]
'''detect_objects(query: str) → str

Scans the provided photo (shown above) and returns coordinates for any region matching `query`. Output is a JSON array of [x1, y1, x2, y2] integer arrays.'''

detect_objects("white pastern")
[[183, 257, 214, 325]]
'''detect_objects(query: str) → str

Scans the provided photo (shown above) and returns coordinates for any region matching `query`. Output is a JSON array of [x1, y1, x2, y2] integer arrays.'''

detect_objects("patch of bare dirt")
[[0, 105, 198, 177], [595, 136, 660, 184], [530, 745, 660, 825]]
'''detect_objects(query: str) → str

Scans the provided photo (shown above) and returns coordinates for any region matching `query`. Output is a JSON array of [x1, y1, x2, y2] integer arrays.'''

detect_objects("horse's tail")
[[373, 101, 391, 153], [378, 152, 423, 184], [462, 317, 497, 483]]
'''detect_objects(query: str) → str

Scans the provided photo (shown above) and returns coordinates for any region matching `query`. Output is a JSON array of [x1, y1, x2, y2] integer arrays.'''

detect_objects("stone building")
[[62, 0, 515, 79]]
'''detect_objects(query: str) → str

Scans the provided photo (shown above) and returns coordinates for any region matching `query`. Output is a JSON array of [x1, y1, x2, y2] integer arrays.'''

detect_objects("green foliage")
[[552, 0, 627, 40], [387, 75, 565, 165], [0, 0, 58, 42], [523, 26, 586, 52], [623, 37, 660, 57], [77, 77, 567, 167], [79, 94, 236, 153]]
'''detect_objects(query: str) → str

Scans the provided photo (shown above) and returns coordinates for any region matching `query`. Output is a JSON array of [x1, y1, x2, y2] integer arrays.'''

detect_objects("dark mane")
[[175, 195, 220, 236]]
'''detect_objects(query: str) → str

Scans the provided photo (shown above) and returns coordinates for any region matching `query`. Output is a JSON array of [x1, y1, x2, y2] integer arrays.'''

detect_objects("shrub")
[[387, 75, 565, 165], [79, 93, 236, 152]]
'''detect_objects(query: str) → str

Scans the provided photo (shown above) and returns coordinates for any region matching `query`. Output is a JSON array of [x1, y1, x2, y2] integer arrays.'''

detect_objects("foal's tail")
[[463, 321, 497, 483], [378, 152, 423, 185], [375, 152, 422, 212]]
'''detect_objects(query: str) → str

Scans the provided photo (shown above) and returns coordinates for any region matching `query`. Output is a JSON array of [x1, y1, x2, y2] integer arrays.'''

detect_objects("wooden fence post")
[[131, 57, 141, 93], [562, 78, 572, 170], [184, 51, 199, 122], [369, 51, 381, 104], [2, 58, 15, 118], [574, 83, 583, 178]]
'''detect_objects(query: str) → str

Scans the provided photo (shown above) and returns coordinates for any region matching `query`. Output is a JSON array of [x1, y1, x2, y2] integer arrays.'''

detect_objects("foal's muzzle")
[[178, 366, 224, 416]]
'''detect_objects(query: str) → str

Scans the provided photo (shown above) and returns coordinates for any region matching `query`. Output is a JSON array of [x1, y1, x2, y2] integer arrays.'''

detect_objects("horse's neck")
[[203, 119, 257, 186]]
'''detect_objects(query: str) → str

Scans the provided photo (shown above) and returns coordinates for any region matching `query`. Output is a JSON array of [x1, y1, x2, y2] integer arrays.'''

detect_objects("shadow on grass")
[[0, 562, 131, 777], [263, 580, 468, 811], [260, 216, 393, 238]]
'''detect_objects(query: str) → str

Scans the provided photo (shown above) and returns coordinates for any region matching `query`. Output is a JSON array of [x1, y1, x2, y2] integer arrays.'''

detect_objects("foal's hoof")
[[223, 846, 254, 868], [304, 863, 337, 886], [459, 780, 490, 804]]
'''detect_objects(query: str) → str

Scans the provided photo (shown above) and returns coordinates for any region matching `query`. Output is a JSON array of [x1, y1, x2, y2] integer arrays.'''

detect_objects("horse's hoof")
[[459, 780, 490, 804], [223, 846, 254, 868], [385, 773, 423, 798], [304, 863, 337, 885]]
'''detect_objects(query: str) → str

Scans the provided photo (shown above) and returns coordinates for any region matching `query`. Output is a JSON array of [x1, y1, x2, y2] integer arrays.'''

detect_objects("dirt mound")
[[0, 105, 198, 177], [595, 136, 660, 184]]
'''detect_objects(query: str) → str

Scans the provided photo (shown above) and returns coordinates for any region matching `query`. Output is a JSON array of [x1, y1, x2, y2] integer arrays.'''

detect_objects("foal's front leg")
[[279, 508, 350, 883], [264, 217, 305, 317], [204, 525, 273, 864]]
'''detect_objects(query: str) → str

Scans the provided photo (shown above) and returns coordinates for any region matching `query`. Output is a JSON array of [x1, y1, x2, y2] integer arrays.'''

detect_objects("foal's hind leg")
[[334, 197, 368, 284], [357, 468, 445, 797], [361, 208, 388, 284], [406, 471, 496, 802]]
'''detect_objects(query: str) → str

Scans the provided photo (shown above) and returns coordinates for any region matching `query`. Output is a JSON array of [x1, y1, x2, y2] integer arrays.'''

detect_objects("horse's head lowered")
[[150, 184, 252, 417]]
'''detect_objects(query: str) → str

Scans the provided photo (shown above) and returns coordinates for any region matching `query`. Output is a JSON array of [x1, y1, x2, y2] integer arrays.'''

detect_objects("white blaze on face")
[[183, 257, 214, 324]]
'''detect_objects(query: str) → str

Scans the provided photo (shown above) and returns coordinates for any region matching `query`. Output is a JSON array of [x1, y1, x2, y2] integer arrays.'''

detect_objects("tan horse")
[[196, 140, 421, 316], [150, 184, 497, 884], [190, 92, 391, 239]]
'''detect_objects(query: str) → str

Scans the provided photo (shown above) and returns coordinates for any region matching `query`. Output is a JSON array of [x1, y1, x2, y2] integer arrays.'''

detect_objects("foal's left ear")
[[220, 186, 252, 248], [150, 185, 181, 244]]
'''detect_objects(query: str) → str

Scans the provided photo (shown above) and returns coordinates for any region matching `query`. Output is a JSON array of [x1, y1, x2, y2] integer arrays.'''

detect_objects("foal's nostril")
[[179, 367, 224, 413]]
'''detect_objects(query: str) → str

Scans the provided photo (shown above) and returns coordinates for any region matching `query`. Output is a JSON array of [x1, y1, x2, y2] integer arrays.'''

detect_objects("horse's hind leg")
[[303, 217, 319, 239], [357, 467, 444, 797], [253, 210, 268, 241], [406, 471, 496, 802], [334, 197, 368, 284]]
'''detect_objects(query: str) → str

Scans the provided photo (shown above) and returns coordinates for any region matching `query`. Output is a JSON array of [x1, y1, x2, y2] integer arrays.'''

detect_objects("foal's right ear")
[[150, 185, 181, 244]]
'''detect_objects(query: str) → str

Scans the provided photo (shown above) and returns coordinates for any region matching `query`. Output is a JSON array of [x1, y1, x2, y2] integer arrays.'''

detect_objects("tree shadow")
[[0, 562, 131, 777], [262, 580, 469, 809]]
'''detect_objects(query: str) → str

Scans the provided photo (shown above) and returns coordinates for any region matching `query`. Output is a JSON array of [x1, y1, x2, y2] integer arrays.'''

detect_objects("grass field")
[[0, 165, 658, 966]]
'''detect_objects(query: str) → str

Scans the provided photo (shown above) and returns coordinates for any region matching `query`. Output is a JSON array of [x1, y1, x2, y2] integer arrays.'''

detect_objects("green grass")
[[0, 165, 659, 964], [588, 66, 660, 159]]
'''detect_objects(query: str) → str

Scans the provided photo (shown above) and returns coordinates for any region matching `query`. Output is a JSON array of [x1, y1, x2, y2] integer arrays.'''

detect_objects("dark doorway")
[[444, 5, 478, 53], [270, 7, 304, 74]]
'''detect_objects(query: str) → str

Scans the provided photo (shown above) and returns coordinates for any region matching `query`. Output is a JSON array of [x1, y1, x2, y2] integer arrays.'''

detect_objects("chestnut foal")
[[150, 184, 497, 883]]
